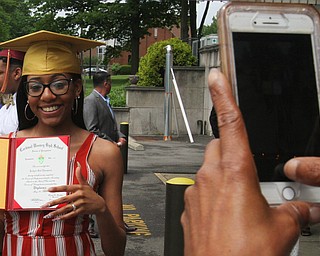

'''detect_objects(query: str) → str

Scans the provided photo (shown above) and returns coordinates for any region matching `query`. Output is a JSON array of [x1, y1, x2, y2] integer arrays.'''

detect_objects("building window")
[[98, 46, 106, 61]]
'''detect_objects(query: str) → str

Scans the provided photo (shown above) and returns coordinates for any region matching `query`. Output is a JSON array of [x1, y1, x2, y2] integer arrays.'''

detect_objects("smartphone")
[[218, 2, 320, 204]]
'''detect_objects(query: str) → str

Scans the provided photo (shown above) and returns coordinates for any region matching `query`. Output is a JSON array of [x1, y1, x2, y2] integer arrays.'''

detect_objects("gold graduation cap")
[[0, 30, 105, 75]]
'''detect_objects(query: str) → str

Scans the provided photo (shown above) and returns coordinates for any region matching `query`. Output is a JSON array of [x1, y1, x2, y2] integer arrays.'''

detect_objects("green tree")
[[88, 0, 181, 75], [0, 0, 34, 41], [181, 0, 197, 42], [202, 16, 218, 36], [27, 0, 100, 35], [28, 0, 181, 75]]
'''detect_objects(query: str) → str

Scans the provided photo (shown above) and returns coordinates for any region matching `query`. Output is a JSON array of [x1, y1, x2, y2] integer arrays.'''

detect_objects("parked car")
[[83, 67, 107, 75]]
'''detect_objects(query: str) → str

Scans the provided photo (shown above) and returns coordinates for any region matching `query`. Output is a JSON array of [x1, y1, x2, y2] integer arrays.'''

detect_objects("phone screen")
[[232, 32, 320, 182]]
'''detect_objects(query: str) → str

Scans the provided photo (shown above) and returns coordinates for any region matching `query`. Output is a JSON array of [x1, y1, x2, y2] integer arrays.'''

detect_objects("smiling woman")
[[0, 30, 126, 256]]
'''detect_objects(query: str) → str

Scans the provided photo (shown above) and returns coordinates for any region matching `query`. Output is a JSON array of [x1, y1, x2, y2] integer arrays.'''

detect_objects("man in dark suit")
[[83, 71, 126, 145], [84, 71, 136, 236]]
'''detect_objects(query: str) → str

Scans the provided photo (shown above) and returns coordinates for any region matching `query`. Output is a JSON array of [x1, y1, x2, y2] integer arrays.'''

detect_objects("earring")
[[24, 101, 35, 121], [72, 96, 80, 115]]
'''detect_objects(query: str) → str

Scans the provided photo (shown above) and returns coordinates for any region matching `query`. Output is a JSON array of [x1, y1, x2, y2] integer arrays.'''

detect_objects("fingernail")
[[284, 159, 298, 180], [43, 214, 52, 219]]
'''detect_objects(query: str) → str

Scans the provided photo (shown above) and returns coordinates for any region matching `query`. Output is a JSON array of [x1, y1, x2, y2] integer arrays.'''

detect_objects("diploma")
[[0, 136, 70, 210]]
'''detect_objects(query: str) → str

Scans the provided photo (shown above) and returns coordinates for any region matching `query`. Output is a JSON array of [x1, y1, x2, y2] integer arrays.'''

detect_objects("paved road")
[[93, 135, 320, 256]]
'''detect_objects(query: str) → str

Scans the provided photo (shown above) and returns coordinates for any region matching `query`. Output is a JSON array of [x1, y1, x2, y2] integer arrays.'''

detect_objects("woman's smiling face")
[[26, 73, 82, 128]]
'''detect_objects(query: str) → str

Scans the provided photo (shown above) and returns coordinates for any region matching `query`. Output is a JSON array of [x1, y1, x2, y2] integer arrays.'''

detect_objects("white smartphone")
[[218, 2, 320, 204]]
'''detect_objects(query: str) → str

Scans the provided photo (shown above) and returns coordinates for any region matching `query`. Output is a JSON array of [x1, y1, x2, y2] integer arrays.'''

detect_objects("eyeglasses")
[[25, 78, 73, 97]]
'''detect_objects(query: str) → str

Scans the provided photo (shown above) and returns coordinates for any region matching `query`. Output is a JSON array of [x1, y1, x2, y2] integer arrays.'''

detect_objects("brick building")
[[110, 26, 180, 65], [83, 26, 181, 67]]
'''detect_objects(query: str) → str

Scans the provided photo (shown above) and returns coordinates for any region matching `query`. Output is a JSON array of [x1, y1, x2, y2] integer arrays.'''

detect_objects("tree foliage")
[[0, 0, 34, 41], [181, 0, 196, 42], [86, 0, 182, 74], [27, 0, 100, 36], [27, 0, 182, 74], [202, 16, 218, 36]]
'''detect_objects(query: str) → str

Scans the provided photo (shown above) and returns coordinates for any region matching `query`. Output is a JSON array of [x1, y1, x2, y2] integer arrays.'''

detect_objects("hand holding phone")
[[218, 2, 320, 204]]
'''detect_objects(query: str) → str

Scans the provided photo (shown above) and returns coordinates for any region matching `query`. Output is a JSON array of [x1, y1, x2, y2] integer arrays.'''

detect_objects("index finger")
[[284, 157, 320, 186], [208, 69, 252, 162]]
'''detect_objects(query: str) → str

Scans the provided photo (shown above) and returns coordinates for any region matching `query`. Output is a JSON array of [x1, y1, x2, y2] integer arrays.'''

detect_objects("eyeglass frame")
[[24, 78, 73, 97]]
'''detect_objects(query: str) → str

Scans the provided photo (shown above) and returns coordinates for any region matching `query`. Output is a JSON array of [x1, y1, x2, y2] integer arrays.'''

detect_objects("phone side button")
[[282, 187, 296, 201]]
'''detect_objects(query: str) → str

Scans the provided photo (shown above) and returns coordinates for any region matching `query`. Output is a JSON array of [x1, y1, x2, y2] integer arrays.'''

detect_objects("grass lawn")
[[112, 75, 131, 87], [83, 75, 129, 107]]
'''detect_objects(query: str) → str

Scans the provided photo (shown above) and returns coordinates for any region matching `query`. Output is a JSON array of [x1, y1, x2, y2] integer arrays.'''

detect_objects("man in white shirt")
[[0, 49, 25, 135]]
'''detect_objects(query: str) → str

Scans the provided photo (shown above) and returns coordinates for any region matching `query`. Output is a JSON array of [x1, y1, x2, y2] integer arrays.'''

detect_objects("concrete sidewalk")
[[93, 135, 320, 256]]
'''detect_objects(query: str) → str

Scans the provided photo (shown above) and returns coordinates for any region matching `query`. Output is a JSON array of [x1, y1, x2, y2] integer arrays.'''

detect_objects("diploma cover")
[[0, 136, 70, 210]]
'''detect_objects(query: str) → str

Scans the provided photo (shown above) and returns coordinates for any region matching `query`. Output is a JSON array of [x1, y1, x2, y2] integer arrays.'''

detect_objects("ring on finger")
[[71, 203, 77, 211]]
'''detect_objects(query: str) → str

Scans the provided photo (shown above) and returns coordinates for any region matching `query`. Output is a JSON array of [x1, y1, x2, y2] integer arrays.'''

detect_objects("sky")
[[196, 1, 226, 28]]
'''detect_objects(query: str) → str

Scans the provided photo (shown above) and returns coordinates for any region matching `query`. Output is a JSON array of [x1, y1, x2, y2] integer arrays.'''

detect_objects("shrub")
[[118, 65, 131, 75], [137, 38, 196, 87], [111, 63, 121, 75], [110, 86, 126, 107]]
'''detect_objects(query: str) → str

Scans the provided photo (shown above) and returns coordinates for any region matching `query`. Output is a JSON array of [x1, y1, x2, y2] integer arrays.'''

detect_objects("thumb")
[[278, 201, 320, 228], [75, 161, 88, 185]]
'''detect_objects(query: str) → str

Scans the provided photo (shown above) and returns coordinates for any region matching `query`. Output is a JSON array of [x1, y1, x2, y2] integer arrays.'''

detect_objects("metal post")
[[164, 45, 173, 141], [120, 122, 129, 174], [164, 177, 194, 256]]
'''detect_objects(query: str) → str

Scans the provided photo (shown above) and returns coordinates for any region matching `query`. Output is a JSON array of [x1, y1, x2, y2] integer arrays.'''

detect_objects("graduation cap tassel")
[[0, 49, 11, 93]]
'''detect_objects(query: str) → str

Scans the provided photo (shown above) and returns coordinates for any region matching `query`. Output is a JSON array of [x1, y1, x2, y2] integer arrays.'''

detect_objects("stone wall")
[[114, 44, 220, 136], [125, 86, 165, 135]]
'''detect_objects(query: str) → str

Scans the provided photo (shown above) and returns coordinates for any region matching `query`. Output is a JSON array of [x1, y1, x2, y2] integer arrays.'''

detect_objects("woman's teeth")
[[42, 106, 59, 112]]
